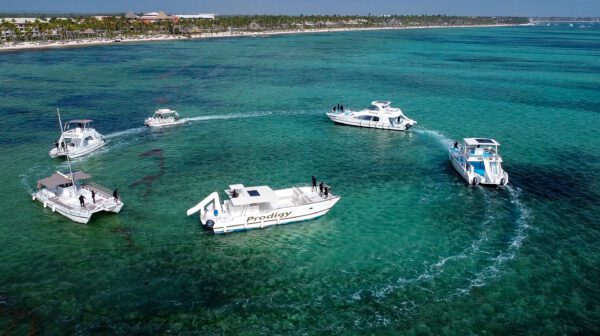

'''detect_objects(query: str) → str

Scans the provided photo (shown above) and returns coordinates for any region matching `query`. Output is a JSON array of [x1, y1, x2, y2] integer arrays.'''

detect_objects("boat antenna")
[[56, 107, 75, 185]]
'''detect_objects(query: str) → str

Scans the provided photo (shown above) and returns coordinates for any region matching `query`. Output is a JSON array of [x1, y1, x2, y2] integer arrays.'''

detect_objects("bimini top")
[[66, 119, 94, 125], [155, 109, 178, 115], [38, 171, 91, 188], [228, 184, 279, 206], [371, 101, 391, 108], [463, 138, 500, 146]]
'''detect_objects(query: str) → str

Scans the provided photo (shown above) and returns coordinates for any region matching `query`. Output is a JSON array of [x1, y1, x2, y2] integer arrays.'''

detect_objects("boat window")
[[357, 115, 372, 121], [373, 117, 379, 122], [247, 190, 260, 197], [368, 106, 380, 111]]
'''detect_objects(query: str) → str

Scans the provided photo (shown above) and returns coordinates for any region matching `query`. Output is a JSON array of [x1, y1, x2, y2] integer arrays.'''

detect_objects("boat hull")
[[198, 188, 341, 234], [326, 113, 413, 131], [49, 141, 106, 159], [145, 119, 185, 128]]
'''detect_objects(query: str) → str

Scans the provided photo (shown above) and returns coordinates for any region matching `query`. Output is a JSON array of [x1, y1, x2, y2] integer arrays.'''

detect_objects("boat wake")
[[103, 111, 272, 139], [180, 111, 271, 123], [447, 185, 530, 298], [104, 127, 146, 139], [413, 128, 454, 148]]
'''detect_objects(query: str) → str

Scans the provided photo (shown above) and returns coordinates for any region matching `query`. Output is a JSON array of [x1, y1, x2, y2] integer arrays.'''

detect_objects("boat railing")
[[49, 196, 90, 216], [81, 182, 113, 198]]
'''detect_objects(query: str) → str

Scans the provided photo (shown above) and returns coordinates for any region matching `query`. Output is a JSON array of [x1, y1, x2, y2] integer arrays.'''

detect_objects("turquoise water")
[[1, 24, 599, 334]]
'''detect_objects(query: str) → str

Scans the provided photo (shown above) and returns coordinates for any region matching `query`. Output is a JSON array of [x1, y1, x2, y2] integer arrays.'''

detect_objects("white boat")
[[449, 138, 509, 186], [144, 109, 184, 127], [326, 101, 416, 131], [49, 119, 105, 159], [187, 183, 341, 234], [31, 171, 123, 224]]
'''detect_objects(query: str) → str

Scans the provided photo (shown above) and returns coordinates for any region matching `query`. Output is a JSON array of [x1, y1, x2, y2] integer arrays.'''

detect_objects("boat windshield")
[[368, 105, 381, 111]]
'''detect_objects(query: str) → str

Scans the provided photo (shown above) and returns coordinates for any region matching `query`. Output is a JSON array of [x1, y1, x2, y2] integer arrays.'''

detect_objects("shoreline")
[[0, 24, 529, 52]]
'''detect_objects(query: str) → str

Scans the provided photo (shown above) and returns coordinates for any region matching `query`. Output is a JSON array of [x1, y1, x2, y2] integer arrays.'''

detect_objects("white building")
[[174, 13, 216, 20]]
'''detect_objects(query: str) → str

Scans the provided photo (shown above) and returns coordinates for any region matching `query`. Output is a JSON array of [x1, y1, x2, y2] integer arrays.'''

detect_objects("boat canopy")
[[229, 185, 279, 206], [66, 119, 94, 125], [155, 109, 177, 115], [463, 138, 500, 146], [38, 171, 91, 188]]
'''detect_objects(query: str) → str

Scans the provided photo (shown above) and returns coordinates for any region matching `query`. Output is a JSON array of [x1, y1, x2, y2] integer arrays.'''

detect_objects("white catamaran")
[[49, 116, 105, 159], [32, 171, 123, 224], [187, 183, 340, 234], [449, 138, 509, 186], [326, 101, 417, 131]]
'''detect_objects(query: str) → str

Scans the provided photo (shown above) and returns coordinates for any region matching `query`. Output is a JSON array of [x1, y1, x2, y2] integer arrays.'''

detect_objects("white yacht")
[[187, 183, 341, 234], [49, 119, 105, 159], [326, 101, 416, 131], [144, 109, 184, 127], [32, 170, 123, 224], [449, 138, 509, 186]]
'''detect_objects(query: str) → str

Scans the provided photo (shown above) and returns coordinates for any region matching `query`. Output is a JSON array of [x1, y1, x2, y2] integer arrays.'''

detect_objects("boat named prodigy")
[[187, 183, 340, 234]]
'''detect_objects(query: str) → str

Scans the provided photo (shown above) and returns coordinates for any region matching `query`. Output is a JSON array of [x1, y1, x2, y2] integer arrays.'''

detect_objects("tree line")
[[0, 15, 529, 43]]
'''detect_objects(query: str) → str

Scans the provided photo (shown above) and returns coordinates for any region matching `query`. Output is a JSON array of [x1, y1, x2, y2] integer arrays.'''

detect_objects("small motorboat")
[[144, 109, 184, 127], [187, 183, 341, 234], [49, 118, 105, 159], [32, 170, 123, 224], [326, 101, 416, 131], [449, 138, 509, 186]]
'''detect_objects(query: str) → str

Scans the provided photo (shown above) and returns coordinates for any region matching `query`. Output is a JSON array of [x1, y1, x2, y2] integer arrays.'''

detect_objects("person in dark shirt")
[[324, 186, 329, 198], [454, 141, 458, 149], [340, 104, 344, 112], [113, 189, 119, 202], [319, 182, 324, 196], [79, 195, 86, 208], [312, 176, 317, 191], [91, 190, 96, 204]]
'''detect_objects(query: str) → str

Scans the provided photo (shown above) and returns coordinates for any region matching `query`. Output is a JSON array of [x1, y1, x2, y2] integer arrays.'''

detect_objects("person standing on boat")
[[340, 104, 344, 112], [333, 106, 336, 112], [91, 190, 96, 204], [113, 189, 119, 203], [324, 186, 329, 198], [79, 195, 86, 208], [312, 176, 317, 191], [454, 141, 458, 149], [319, 182, 324, 196]]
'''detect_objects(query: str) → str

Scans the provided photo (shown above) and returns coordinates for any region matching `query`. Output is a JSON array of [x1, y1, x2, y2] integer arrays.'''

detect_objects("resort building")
[[174, 13, 217, 20]]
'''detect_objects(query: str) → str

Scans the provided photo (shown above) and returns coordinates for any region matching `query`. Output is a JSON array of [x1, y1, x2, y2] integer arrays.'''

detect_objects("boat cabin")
[[63, 119, 94, 132], [462, 138, 500, 158]]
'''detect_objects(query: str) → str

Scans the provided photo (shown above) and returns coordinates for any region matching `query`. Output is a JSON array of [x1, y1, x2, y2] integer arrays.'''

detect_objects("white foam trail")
[[448, 185, 531, 298], [103, 112, 272, 139], [180, 111, 271, 123], [104, 127, 146, 139], [413, 128, 454, 148]]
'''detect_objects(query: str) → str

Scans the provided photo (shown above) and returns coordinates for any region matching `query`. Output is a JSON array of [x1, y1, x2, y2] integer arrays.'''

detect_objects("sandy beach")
[[0, 24, 526, 52]]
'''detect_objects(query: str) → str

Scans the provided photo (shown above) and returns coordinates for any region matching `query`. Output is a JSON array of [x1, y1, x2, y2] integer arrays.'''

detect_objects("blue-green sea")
[[1, 24, 599, 334]]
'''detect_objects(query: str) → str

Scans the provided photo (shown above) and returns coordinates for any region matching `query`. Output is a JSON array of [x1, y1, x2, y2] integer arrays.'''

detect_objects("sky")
[[1, 0, 599, 17]]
